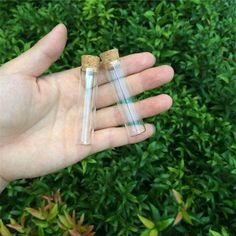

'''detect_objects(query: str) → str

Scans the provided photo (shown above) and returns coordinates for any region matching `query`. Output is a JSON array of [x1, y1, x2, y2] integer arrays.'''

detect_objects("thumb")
[[1, 23, 67, 77]]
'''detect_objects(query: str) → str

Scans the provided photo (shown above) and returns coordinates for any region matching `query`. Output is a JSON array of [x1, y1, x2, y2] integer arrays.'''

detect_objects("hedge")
[[0, 0, 236, 235]]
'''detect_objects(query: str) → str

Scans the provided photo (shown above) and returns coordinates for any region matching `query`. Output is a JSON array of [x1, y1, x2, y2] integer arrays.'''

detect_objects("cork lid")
[[100, 48, 120, 69], [81, 55, 100, 72]]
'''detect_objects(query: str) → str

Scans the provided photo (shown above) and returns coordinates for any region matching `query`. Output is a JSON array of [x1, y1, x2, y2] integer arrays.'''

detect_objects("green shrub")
[[0, 0, 236, 235]]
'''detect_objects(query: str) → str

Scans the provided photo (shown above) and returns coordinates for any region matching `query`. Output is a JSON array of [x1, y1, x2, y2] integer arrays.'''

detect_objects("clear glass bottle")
[[100, 48, 145, 136], [79, 55, 100, 145]]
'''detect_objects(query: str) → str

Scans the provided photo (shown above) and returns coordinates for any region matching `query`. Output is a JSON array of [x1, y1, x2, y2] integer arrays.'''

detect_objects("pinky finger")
[[92, 124, 155, 153]]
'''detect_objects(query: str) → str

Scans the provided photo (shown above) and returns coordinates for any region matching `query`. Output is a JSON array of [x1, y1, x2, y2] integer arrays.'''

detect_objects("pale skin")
[[0, 24, 174, 193]]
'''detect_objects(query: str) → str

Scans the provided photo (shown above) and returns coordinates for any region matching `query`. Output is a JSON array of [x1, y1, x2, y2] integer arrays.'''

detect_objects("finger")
[[92, 124, 155, 153], [95, 94, 172, 130], [98, 52, 156, 85], [52, 52, 156, 85], [1, 24, 67, 77], [96, 65, 174, 109]]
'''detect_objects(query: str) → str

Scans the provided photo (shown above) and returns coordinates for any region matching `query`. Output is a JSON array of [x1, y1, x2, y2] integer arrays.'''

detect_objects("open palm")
[[0, 24, 173, 182]]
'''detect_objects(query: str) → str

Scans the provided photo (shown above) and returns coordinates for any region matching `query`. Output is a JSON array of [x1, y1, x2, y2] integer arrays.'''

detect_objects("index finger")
[[52, 52, 156, 85]]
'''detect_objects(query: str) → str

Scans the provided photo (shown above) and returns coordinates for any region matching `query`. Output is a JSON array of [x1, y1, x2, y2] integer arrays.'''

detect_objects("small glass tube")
[[80, 55, 99, 145], [100, 49, 146, 136]]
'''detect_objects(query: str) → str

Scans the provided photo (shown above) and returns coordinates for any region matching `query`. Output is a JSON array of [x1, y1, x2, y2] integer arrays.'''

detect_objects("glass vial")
[[100, 48, 145, 136], [80, 55, 100, 145]]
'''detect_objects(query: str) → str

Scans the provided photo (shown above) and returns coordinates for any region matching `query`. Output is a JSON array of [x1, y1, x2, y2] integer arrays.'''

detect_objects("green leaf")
[[217, 74, 229, 83], [9, 219, 17, 225], [87, 158, 97, 164], [141, 229, 151, 236], [138, 215, 155, 229], [156, 218, 174, 231], [25, 208, 45, 220], [190, 0, 201, 4], [221, 227, 229, 236], [149, 204, 160, 222], [209, 229, 222, 236], [185, 197, 193, 209], [63, 210, 74, 226], [149, 228, 158, 236], [58, 215, 72, 229], [144, 10, 154, 20], [0, 220, 12, 236], [81, 160, 87, 174], [47, 203, 58, 221], [38, 226, 45, 236], [180, 158, 185, 169], [32, 219, 49, 228], [182, 211, 192, 225], [161, 50, 179, 57]]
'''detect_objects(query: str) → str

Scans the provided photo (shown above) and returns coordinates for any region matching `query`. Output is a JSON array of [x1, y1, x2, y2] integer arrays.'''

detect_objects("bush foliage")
[[0, 0, 236, 235]]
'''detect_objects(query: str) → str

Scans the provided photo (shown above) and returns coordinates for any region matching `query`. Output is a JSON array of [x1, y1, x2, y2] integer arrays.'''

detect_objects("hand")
[[0, 24, 173, 185]]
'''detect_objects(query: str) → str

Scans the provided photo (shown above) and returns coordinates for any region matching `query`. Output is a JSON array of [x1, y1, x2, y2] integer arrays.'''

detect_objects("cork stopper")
[[81, 55, 100, 72], [100, 48, 120, 69]]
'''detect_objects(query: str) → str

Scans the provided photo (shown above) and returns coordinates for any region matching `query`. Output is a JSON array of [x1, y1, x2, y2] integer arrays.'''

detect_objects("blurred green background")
[[0, 0, 236, 235]]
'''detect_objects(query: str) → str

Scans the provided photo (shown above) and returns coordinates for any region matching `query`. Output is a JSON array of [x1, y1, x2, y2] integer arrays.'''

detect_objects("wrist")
[[0, 175, 8, 193]]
